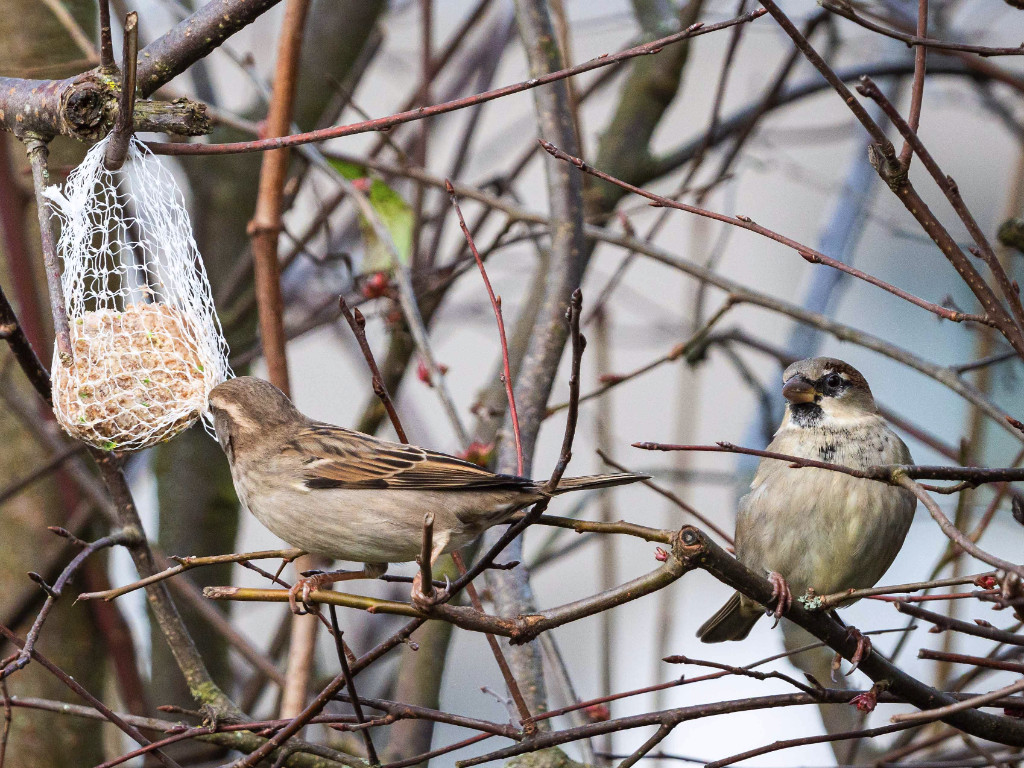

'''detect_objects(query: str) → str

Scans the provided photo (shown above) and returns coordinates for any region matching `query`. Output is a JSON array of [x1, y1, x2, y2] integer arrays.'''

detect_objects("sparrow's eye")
[[824, 373, 844, 393]]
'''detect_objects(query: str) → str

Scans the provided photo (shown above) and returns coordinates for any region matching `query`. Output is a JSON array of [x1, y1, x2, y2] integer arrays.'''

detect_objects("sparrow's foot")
[[288, 571, 328, 615], [844, 625, 872, 676], [830, 624, 872, 680], [766, 571, 792, 628], [287, 566, 387, 615], [411, 572, 450, 612]]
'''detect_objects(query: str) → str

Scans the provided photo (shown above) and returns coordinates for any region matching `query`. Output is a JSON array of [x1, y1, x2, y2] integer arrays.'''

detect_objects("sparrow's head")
[[781, 357, 877, 427], [208, 376, 303, 460]]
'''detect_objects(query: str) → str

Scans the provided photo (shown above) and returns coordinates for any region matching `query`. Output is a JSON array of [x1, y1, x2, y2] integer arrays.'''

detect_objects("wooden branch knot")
[[59, 76, 113, 140], [866, 143, 907, 190]]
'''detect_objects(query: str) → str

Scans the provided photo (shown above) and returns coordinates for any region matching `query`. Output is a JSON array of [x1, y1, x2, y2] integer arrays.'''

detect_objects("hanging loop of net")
[[43, 135, 231, 452]]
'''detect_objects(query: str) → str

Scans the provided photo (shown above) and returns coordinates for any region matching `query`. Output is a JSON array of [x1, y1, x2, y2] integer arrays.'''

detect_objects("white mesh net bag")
[[42, 134, 230, 452]]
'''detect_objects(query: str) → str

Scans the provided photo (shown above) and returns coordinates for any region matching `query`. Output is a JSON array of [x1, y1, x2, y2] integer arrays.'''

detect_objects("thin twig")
[[897, 476, 1024, 579], [821, 0, 1024, 57], [540, 140, 993, 327], [0, 623, 183, 768], [146, 10, 768, 156], [811, 572, 997, 611], [328, 608, 379, 766], [617, 723, 673, 768], [98, 0, 114, 70], [892, 678, 1024, 725], [76, 548, 304, 602], [0, 680, 9, 768], [596, 450, 733, 545], [23, 140, 72, 367], [705, 719, 919, 768], [894, 600, 1024, 648], [1, 529, 135, 680], [103, 12, 138, 171], [898, 0, 927, 168], [447, 180, 523, 473], [451, 549, 535, 734], [417, 514, 435, 604], [0, 282, 52, 403], [856, 75, 1024, 339], [338, 297, 408, 443], [919, 649, 1024, 674], [633, 441, 1024, 487], [549, 296, 737, 414], [545, 289, 585, 492]]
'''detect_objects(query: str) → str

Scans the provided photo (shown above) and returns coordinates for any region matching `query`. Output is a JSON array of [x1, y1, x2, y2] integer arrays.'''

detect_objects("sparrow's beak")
[[782, 376, 817, 404]]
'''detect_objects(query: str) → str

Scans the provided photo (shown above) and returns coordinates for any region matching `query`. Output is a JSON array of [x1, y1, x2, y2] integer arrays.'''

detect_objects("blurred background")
[[2, 1, 1024, 766]]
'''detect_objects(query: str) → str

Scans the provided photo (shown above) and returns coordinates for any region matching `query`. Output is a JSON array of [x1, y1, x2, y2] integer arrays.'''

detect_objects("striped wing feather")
[[283, 423, 535, 492]]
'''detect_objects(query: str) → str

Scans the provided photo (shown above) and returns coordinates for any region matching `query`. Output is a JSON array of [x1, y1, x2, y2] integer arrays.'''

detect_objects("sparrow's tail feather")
[[697, 592, 761, 643], [550, 472, 648, 494]]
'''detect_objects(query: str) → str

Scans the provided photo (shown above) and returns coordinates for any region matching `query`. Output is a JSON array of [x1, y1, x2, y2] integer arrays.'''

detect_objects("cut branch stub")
[[1, 73, 209, 141]]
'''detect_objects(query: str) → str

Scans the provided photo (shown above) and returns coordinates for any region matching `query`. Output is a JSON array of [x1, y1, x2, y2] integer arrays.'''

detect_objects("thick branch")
[[678, 526, 1024, 746]]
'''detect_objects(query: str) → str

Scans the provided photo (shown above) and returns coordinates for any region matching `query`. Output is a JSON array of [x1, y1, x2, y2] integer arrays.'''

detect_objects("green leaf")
[[326, 158, 413, 273]]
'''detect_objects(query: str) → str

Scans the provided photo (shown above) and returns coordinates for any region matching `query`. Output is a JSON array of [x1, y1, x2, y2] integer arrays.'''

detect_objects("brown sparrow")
[[209, 376, 645, 612], [697, 357, 916, 666]]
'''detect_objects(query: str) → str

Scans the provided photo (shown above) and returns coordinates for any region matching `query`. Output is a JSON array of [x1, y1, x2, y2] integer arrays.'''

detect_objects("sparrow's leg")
[[766, 571, 792, 628], [411, 533, 452, 611], [288, 563, 388, 615]]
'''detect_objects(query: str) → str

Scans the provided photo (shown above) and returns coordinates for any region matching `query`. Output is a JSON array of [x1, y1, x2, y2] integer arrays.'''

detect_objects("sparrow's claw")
[[411, 572, 450, 612], [288, 572, 329, 615], [766, 571, 792, 628], [830, 624, 872, 680], [845, 625, 872, 676], [286, 567, 384, 615]]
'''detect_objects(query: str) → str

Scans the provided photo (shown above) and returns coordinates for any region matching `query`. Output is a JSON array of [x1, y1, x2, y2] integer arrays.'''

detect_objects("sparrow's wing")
[[283, 423, 535, 492]]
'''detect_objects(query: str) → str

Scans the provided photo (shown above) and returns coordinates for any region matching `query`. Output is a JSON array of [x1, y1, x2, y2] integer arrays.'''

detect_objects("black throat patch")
[[790, 402, 824, 427]]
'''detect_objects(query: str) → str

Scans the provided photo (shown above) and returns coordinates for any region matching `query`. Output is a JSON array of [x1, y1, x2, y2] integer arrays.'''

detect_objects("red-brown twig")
[[871, 591, 998, 603], [145, 10, 767, 156], [856, 75, 1024, 339], [893, 601, 1024, 647], [539, 140, 993, 327], [920, 649, 1024, 674], [328, 607, 378, 766], [633, 441, 1024, 487], [446, 290, 588, 594], [820, 0, 1024, 57], [548, 296, 737, 415], [892, 678, 1024, 725], [896, 476, 1024, 579], [248, 0, 312, 725], [451, 550, 535, 734], [755, 0, 1024, 358], [0, 624, 182, 768], [898, 0, 927, 168], [1, 529, 135, 681], [596, 449, 733, 545], [338, 297, 409, 444], [447, 180, 523, 474]]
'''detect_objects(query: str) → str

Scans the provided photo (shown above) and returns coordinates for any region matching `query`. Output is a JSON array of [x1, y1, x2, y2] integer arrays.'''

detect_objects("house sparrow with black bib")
[[209, 376, 645, 613], [698, 357, 916, 668]]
